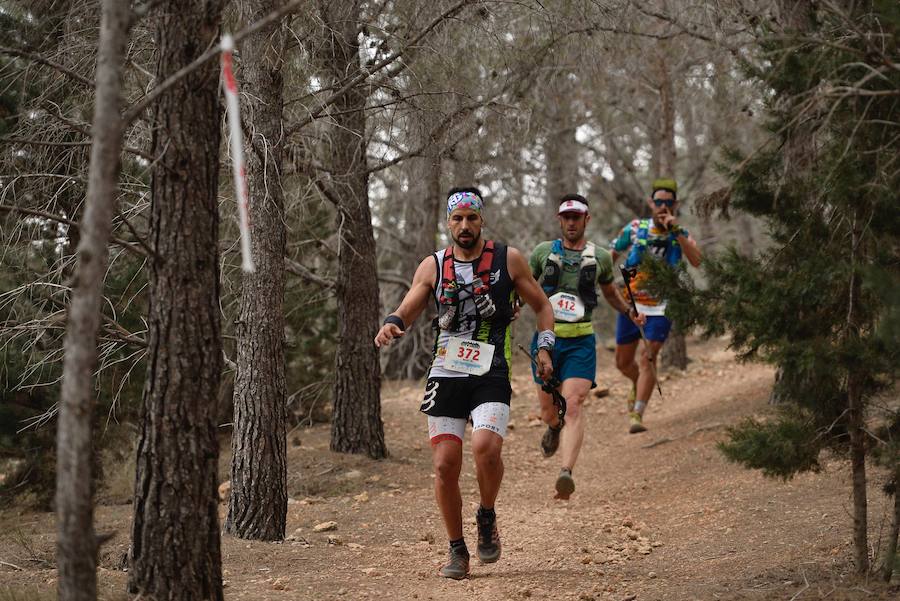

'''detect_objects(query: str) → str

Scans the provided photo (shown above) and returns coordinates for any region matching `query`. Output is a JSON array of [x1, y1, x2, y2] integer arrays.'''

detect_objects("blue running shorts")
[[530, 332, 596, 387], [615, 313, 672, 345]]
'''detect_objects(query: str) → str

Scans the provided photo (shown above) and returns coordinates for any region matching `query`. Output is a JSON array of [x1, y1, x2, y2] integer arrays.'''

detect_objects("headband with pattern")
[[446, 191, 484, 217]]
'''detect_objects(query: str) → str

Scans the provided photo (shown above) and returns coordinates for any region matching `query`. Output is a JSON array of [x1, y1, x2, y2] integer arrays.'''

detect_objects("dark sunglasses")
[[652, 198, 675, 208]]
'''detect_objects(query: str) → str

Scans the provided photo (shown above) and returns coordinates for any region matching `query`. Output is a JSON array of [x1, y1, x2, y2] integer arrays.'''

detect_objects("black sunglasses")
[[652, 198, 675, 208]]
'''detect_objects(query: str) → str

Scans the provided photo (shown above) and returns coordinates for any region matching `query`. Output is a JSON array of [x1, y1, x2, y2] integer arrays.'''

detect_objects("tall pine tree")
[[654, 1, 899, 576]]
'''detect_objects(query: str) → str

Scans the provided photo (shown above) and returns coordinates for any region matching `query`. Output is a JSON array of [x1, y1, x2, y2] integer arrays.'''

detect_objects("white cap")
[[558, 199, 588, 214]]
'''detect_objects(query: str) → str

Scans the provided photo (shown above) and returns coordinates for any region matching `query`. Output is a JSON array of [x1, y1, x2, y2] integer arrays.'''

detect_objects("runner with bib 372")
[[529, 194, 646, 500], [374, 187, 555, 580]]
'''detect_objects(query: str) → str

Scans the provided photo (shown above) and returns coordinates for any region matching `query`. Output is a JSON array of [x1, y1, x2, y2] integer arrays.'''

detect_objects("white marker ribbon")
[[220, 34, 255, 272]]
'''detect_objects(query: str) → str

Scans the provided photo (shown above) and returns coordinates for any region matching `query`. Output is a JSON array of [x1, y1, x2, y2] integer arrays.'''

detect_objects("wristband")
[[383, 315, 405, 331], [536, 329, 555, 351]]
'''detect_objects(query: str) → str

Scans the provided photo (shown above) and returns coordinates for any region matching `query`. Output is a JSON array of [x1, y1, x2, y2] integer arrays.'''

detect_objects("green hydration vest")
[[539, 239, 599, 310]]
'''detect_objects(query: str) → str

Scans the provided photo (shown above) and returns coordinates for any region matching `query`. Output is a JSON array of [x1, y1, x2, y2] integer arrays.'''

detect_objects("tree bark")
[[56, 2, 132, 600], [847, 369, 869, 574], [883, 469, 900, 581], [128, 1, 226, 598], [846, 213, 869, 574], [224, 0, 288, 542], [544, 72, 579, 237], [320, 1, 386, 459], [654, 50, 688, 371]]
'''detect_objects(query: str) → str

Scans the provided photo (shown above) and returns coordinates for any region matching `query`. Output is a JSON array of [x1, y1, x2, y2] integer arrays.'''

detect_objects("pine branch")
[[284, 257, 335, 289], [0, 204, 149, 258], [123, 0, 307, 125], [0, 45, 94, 88]]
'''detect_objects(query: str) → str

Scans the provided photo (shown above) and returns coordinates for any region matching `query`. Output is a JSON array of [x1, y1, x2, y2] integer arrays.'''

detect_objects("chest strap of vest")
[[539, 239, 565, 295], [472, 240, 495, 296], [439, 240, 495, 305], [578, 242, 599, 309]]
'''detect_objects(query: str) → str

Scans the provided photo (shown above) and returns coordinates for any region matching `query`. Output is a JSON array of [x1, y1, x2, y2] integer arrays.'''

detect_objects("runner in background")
[[530, 194, 646, 499], [610, 179, 701, 433]]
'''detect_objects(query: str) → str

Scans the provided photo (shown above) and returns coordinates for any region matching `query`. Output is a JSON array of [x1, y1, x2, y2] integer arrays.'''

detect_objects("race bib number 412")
[[444, 337, 495, 376], [549, 292, 585, 322]]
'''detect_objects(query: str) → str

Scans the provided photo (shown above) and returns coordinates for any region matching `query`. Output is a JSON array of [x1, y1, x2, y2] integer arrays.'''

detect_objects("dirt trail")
[[1, 337, 897, 600]]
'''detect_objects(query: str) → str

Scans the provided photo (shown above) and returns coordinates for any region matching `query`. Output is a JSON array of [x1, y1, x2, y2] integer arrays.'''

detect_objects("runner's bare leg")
[[472, 429, 504, 509], [636, 340, 665, 411], [536, 386, 560, 427], [558, 377, 592, 470], [432, 439, 464, 539], [615, 340, 640, 386]]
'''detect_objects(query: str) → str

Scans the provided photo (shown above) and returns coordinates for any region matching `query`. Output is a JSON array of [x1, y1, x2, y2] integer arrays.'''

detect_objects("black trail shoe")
[[541, 419, 564, 458], [476, 508, 501, 563], [439, 545, 470, 579]]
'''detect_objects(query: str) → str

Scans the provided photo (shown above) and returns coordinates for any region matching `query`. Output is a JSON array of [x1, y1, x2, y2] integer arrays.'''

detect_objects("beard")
[[563, 228, 583, 243], [453, 229, 481, 249]]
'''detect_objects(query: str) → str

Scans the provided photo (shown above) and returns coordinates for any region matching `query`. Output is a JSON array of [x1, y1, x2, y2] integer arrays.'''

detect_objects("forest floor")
[[1, 336, 899, 601]]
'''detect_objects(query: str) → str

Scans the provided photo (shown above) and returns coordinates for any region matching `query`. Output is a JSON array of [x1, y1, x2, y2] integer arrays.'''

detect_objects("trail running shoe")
[[439, 545, 470, 579], [541, 419, 564, 458], [476, 510, 501, 563], [555, 468, 575, 500], [627, 383, 637, 413], [629, 411, 647, 434]]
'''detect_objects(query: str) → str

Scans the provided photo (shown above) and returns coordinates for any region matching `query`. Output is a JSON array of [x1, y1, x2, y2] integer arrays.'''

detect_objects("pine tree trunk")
[[846, 214, 869, 574], [882, 470, 900, 581], [660, 330, 688, 370], [56, 3, 132, 600], [656, 53, 677, 179], [128, 1, 225, 598], [654, 50, 688, 372], [545, 91, 578, 236], [224, 0, 288, 541], [323, 1, 386, 459], [847, 371, 869, 573]]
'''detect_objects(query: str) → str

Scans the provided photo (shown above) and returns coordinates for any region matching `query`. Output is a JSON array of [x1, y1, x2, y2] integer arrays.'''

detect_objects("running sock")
[[633, 400, 647, 415], [449, 537, 469, 556]]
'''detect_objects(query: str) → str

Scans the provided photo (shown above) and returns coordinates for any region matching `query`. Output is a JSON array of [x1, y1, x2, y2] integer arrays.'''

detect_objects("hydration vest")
[[624, 219, 683, 269], [435, 240, 514, 333], [539, 239, 599, 310]]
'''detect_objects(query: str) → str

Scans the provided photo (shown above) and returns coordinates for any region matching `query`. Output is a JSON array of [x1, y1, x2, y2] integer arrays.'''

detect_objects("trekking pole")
[[517, 345, 566, 422], [619, 265, 663, 397]]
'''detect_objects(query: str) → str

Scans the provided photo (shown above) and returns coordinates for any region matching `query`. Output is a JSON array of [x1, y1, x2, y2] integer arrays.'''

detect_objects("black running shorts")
[[419, 376, 512, 418]]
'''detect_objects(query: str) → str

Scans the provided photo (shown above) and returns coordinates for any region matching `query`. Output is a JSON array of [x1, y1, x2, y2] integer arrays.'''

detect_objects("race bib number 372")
[[444, 337, 495, 376]]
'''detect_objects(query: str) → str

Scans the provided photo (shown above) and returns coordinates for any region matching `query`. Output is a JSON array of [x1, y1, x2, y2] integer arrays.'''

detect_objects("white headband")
[[558, 199, 588, 214]]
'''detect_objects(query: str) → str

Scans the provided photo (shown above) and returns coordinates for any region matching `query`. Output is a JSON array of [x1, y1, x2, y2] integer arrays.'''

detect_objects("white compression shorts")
[[426, 402, 510, 445]]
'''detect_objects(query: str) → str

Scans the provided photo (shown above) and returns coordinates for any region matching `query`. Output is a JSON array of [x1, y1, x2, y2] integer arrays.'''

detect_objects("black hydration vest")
[[431, 240, 515, 374]]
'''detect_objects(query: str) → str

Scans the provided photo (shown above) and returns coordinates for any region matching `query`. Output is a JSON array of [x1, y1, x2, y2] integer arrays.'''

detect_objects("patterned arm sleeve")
[[610, 222, 634, 253]]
